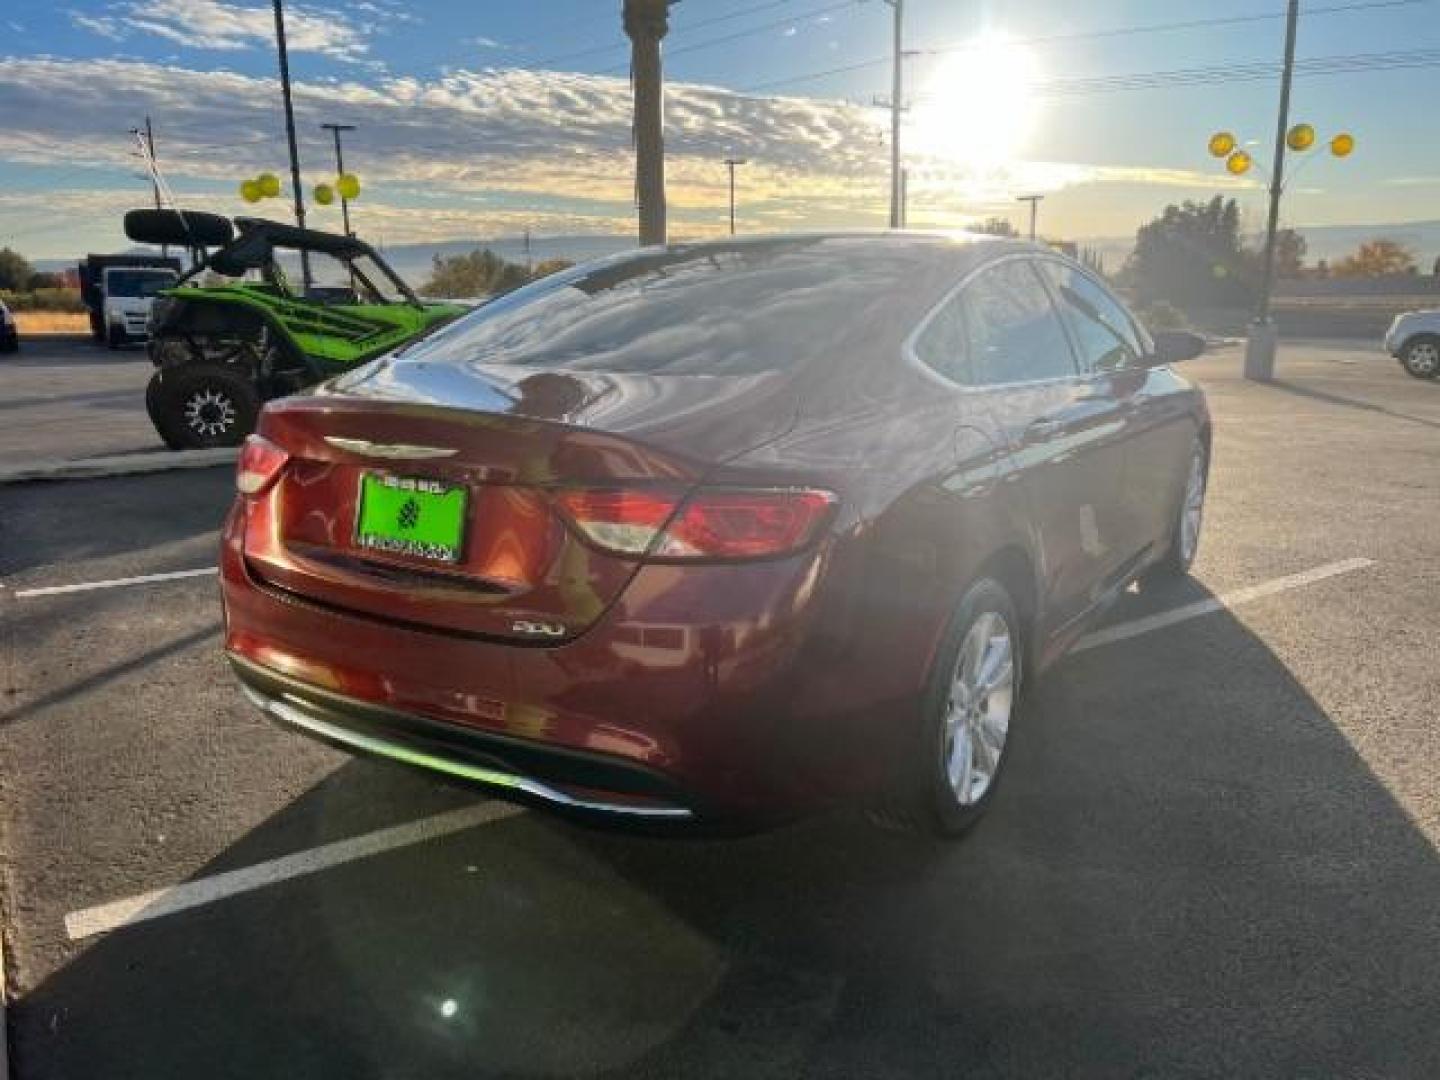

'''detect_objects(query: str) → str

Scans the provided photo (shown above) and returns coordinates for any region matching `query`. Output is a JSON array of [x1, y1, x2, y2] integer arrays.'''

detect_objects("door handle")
[[1024, 416, 1065, 441]]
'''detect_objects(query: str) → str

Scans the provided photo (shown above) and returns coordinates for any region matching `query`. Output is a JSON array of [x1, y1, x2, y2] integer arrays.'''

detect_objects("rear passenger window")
[[912, 292, 968, 383], [960, 261, 1076, 385], [1040, 262, 1145, 374]]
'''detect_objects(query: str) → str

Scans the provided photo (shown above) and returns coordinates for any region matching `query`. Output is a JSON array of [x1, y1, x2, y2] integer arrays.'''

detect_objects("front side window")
[[960, 260, 1076, 385], [1040, 261, 1145, 374]]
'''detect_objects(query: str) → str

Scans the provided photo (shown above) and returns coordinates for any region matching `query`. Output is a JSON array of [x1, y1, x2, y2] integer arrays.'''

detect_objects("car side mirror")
[[1148, 330, 1206, 367]]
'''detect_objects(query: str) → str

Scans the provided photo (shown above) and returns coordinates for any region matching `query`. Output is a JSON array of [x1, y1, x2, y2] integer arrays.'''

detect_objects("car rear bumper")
[[220, 500, 908, 822], [230, 653, 698, 821]]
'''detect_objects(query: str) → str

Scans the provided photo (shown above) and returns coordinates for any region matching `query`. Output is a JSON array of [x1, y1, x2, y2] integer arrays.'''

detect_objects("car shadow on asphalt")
[[9, 584, 1440, 1080]]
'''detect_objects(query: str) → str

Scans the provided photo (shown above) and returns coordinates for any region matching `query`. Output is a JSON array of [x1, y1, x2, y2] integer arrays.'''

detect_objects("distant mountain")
[[374, 235, 636, 285], [31, 221, 1440, 280]]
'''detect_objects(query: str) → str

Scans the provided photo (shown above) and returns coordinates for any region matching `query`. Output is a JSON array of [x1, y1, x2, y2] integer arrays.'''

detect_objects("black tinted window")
[[394, 239, 930, 376], [1040, 262, 1144, 374], [961, 260, 1076, 385]]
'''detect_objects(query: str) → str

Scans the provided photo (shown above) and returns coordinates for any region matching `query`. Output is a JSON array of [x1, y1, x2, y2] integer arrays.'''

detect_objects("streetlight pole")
[[1016, 194, 1043, 241], [271, 0, 311, 286], [321, 122, 356, 236], [624, 0, 677, 247], [723, 157, 747, 235], [1246, 0, 1300, 381], [885, 0, 904, 228]]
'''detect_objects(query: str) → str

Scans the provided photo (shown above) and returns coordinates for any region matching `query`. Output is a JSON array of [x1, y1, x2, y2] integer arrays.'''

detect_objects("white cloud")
[[70, 12, 127, 40], [72, 0, 375, 60], [0, 56, 1269, 251]]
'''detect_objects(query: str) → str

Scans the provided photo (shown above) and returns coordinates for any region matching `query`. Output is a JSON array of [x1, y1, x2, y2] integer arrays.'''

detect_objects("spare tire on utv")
[[146, 363, 260, 449]]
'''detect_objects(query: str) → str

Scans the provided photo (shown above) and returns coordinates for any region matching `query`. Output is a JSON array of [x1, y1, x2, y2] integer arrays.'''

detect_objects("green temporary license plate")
[[355, 473, 467, 564]]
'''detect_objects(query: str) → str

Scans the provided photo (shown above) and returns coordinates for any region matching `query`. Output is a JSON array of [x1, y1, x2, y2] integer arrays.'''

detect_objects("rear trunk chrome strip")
[[322, 436, 459, 459], [240, 685, 694, 820]]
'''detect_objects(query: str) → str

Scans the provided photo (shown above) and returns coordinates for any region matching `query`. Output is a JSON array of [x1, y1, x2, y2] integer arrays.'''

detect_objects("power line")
[[741, 0, 1433, 93], [596, 0, 863, 74], [529, 0, 803, 69], [914, 0, 1431, 57]]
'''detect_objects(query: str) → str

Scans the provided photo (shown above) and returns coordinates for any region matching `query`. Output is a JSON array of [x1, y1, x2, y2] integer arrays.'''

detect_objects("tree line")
[[1116, 195, 1433, 314], [420, 249, 573, 299]]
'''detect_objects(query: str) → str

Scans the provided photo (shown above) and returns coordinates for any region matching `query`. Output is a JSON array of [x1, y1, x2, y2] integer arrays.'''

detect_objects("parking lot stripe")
[[63, 801, 525, 941], [1074, 557, 1376, 653], [13, 567, 218, 599]]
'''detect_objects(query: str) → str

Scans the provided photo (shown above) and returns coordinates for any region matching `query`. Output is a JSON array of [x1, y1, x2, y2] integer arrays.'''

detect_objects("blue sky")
[[2, 0, 1438, 258]]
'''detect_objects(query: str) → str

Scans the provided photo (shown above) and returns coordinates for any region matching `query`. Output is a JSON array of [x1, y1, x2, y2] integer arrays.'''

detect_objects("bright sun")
[[911, 34, 1041, 167]]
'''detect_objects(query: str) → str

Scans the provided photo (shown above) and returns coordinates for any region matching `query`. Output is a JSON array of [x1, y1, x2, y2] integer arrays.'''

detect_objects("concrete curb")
[[0, 447, 236, 485]]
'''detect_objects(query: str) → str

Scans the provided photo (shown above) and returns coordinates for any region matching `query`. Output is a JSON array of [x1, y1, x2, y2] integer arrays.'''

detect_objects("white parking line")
[[64, 801, 524, 941], [59, 556, 1375, 940], [1074, 557, 1376, 653], [13, 566, 218, 599]]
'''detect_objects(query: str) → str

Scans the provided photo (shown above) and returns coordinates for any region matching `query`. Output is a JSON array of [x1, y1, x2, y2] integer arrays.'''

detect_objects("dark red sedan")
[[223, 233, 1208, 836]]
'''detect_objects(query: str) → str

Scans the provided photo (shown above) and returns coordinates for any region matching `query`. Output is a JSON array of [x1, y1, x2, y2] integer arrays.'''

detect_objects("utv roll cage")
[[124, 209, 422, 307]]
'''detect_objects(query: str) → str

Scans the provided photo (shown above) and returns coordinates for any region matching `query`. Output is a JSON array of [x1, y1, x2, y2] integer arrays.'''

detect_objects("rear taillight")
[[555, 487, 835, 560], [236, 435, 289, 496]]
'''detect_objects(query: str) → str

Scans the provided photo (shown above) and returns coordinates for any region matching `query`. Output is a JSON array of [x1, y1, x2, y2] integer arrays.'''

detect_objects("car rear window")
[[395, 238, 934, 376]]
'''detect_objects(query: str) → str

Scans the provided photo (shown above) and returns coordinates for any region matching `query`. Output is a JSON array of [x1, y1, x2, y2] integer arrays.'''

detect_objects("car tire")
[[1399, 336, 1440, 379], [1139, 438, 1208, 588], [107, 325, 127, 350], [148, 364, 259, 450], [0, 336, 17, 355], [870, 577, 1023, 839]]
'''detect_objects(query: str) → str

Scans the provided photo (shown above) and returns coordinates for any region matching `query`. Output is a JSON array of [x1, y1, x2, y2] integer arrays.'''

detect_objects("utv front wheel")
[[148, 365, 259, 449]]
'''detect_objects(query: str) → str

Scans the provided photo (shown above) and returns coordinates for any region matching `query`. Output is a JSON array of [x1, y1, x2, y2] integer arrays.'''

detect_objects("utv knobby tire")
[[148, 364, 259, 450]]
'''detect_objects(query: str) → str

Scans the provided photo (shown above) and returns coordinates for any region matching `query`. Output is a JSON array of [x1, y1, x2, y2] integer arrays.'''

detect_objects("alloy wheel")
[[942, 610, 1015, 806], [1405, 342, 1439, 377], [1179, 445, 1206, 567], [184, 387, 238, 439]]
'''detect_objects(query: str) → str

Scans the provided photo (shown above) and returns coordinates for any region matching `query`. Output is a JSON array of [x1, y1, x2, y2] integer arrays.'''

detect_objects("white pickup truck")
[[99, 266, 179, 349], [77, 254, 181, 348], [1384, 310, 1440, 379]]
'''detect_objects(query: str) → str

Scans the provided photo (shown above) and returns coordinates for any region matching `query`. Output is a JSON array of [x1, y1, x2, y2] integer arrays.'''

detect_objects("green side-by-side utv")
[[123, 209, 468, 449]]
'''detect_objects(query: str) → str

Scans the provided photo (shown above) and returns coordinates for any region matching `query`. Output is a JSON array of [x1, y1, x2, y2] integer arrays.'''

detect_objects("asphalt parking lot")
[[2, 341, 1439, 1078], [0, 337, 164, 469]]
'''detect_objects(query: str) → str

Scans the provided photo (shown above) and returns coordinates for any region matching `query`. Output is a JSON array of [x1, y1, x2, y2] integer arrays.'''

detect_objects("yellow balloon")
[[257, 172, 281, 198], [240, 179, 262, 203], [336, 173, 361, 200], [314, 183, 335, 206], [1226, 150, 1253, 176], [1330, 132, 1355, 158], [1208, 131, 1236, 158], [1286, 123, 1315, 152]]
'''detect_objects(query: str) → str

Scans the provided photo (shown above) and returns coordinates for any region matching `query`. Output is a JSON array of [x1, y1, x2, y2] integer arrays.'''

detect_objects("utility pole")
[[320, 122, 356, 236], [143, 117, 161, 212], [624, 0, 677, 247], [723, 157, 747, 235], [1246, 0, 1300, 381], [132, 115, 168, 256], [272, 0, 311, 286], [885, 0, 904, 228], [1016, 195, 1043, 241]]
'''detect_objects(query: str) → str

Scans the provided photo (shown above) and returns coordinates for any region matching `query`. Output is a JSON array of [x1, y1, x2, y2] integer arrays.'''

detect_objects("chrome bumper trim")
[[240, 684, 695, 821]]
